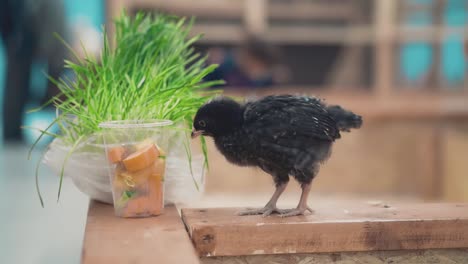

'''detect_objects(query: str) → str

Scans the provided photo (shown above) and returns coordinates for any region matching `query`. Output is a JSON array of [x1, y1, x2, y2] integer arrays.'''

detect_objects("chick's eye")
[[198, 120, 206, 127]]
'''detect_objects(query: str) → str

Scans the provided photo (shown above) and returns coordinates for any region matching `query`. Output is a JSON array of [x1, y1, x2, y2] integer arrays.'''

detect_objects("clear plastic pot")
[[99, 120, 173, 218]]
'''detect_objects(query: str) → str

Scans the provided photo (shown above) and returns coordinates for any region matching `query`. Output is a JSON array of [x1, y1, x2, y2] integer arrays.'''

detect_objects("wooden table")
[[81, 201, 199, 264]]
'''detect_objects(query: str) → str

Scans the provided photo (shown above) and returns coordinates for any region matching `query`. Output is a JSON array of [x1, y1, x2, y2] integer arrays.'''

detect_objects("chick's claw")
[[237, 205, 280, 217], [279, 207, 314, 217], [279, 208, 307, 217]]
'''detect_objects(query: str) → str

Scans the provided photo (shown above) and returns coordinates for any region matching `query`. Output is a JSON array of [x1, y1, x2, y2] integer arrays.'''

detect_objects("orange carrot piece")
[[107, 146, 126, 163], [148, 177, 164, 215], [119, 163, 155, 188], [122, 144, 159, 172], [153, 158, 166, 180], [121, 196, 149, 217], [135, 139, 154, 150]]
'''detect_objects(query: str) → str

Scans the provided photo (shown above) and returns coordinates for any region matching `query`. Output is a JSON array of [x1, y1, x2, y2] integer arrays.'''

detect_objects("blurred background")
[[0, 0, 467, 263]]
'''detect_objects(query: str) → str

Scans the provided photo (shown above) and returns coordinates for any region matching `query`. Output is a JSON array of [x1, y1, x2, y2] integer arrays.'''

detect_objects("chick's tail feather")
[[327, 105, 362, 132]]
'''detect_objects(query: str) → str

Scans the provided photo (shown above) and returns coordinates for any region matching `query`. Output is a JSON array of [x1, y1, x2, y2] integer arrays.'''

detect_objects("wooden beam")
[[192, 25, 374, 44], [221, 88, 468, 121], [199, 249, 468, 263], [125, 0, 360, 21], [129, 0, 243, 19], [266, 26, 373, 44], [397, 27, 468, 42], [106, 0, 127, 47], [191, 26, 468, 44], [442, 128, 468, 202], [374, 0, 396, 97], [190, 25, 244, 44], [82, 201, 200, 264], [182, 203, 468, 257], [269, 2, 357, 20], [244, 0, 267, 35]]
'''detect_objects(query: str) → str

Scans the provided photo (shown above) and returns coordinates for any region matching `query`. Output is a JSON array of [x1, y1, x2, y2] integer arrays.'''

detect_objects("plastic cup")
[[99, 120, 173, 218]]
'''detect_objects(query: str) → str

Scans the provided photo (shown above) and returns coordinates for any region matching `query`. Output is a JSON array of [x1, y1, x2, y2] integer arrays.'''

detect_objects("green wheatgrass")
[[27, 12, 223, 207]]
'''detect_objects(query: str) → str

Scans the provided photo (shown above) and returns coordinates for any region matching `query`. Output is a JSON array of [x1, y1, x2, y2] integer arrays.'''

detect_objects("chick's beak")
[[191, 129, 203, 139]]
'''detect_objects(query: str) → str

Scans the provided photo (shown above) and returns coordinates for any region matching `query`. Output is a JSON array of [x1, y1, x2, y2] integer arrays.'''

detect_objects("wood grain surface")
[[200, 249, 468, 264], [82, 201, 200, 264], [182, 202, 468, 257]]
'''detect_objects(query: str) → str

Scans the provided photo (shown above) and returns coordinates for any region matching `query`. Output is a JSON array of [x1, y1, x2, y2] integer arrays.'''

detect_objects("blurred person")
[[239, 37, 290, 87], [204, 37, 289, 89], [0, 0, 67, 142]]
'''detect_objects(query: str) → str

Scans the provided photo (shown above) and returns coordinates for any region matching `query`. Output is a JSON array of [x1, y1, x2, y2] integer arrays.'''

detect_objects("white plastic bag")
[[42, 130, 205, 205]]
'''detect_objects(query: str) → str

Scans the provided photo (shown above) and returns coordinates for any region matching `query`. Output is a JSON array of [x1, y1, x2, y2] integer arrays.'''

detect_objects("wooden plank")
[[106, 0, 127, 47], [182, 203, 468, 257], [442, 128, 468, 202], [374, 0, 396, 97], [397, 27, 468, 42], [82, 201, 200, 264], [192, 25, 374, 44], [244, 0, 267, 35], [223, 89, 468, 121], [420, 127, 442, 200], [220, 89, 468, 134], [190, 25, 244, 44], [269, 2, 357, 20], [129, 0, 243, 19], [200, 249, 468, 264], [265, 26, 373, 44]]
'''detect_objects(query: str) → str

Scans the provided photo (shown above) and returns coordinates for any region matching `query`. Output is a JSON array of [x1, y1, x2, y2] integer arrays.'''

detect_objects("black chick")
[[192, 95, 362, 217]]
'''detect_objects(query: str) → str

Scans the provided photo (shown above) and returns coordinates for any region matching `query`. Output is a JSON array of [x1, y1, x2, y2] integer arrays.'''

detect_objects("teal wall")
[[0, 0, 105, 108], [64, 0, 105, 30], [399, 0, 467, 87], [0, 0, 104, 144]]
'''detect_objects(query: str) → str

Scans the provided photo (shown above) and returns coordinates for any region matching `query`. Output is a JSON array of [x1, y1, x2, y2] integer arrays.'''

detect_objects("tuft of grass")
[[29, 11, 222, 205]]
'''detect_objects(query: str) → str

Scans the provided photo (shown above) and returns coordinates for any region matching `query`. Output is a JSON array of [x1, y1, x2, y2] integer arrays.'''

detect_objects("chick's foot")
[[279, 206, 314, 217], [237, 205, 281, 217]]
